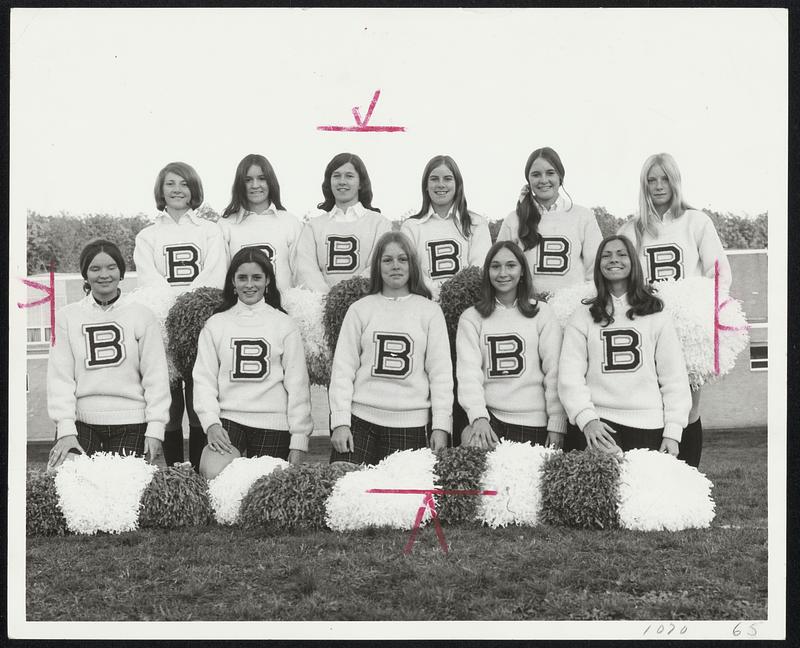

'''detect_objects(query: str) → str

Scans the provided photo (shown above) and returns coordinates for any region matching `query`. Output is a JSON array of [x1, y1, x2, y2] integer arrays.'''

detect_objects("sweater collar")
[[81, 292, 126, 312], [232, 299, 269, 317]]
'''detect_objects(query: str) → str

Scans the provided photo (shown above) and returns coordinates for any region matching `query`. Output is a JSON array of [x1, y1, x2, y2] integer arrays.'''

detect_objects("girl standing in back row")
[[401, 155, 492, 300], [295, 153, 391, 293], [618, 153, 731, 467], [218, 154, 303, 296], [498, 147, 602, 295]]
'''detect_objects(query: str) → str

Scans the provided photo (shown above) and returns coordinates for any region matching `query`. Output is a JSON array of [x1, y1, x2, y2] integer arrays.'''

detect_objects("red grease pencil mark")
[[713, 259, 749, 374], [17, 259, 56, 346], [367, 488, 498, 554], [317, 90, 406, 132]]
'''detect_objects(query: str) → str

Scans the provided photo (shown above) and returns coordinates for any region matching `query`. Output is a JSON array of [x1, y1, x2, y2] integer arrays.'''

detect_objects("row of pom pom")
[[128, 269, 748, 389], [27, 443, 715, 538]]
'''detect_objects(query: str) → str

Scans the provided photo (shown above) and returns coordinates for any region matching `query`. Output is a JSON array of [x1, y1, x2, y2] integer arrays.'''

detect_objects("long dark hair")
[[368, 231, 432, 299], [410, 155, 473, 238], [215, 248, 285, 314], [79, 239, 126, 294], [475, 241, 539, 318], [221, 154, 285, 218], [316, 152, 380, 213], [584, 235, 662, 327]]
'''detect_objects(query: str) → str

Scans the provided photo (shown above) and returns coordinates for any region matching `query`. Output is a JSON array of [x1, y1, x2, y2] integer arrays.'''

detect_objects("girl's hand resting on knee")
[[469, 417, 499, 450], [545, 431, 566, 450], [582, 419, 618, 452], [48, 435, 85, 470], [288, 449, 306, 465], [331, 426, 354, 453], [429, 429, 449, 453], [206, 424, 235, 454], [659, 437, 679, 456]]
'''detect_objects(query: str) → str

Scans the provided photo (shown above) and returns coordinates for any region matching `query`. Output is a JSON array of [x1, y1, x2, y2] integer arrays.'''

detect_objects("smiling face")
[[599, 239, 632, 285], [427, 163, 456, 212], [233, 261, 268, 305], [646, 163, 673, 214], [86, 251, 121, 301], [330, 162, 360, 209], [488, 247, 522, 300], [527, 157, 561, 207], [380, 241, 410, 294], [162, 171, 192, 213], [244, 164, 270, 211]]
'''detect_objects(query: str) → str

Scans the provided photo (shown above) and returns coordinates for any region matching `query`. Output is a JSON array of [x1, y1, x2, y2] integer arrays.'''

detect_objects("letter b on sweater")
[[164, 244, 201, 284], [485, 334, 525, 378], [371, 333, 413, 378], [82, 323, 126, 368], [230, 338, 270, 380], [326, 236, 359, 273], [600, 328, 642, 372], [426, 239, 461, 280], [643, 244, 683, 282]]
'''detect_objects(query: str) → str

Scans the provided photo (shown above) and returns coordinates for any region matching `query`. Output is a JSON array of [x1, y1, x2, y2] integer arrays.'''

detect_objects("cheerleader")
[[618, 153, 731, 467], [295, 152, 392, 293], [218, 154, 303, 295], [328, 231, 453, 465], [47, 240, 170, 469], [558, 235, 691, 456], [192, 248, 313, 478], [456, 241, 566, 450], [497, 147, 602, 295], [133, 161, 227, 472], [400, 155, 491, 300]]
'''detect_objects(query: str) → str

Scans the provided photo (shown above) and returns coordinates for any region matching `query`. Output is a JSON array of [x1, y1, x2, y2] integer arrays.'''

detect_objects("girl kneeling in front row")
[[329, 231, 453, 465], [193, 248, 313, 478], [457, 241, 566, 450], [558, 235, 691, 455]]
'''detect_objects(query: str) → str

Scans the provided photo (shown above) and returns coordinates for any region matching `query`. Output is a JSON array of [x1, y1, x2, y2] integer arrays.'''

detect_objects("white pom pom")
[[282, 286, 332, 382], [617, 449, 715, 531], [476, 440, 558, 528], [126, 286, 180, 382], [207, 456, 289, 525], [547, 282, 596, 329], [325, 449, 436, 531], [654, 278, 749, 388], [54, 452, 157, 535]]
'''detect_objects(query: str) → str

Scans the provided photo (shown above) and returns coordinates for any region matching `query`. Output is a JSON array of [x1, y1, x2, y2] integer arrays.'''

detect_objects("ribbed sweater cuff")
[[575, 409, 598, 431], [56, 419, 78, 440], [466, 406, 490, 426], [198, 412, 222, 433], [289, 433, 310, 452], [145, 421, 165, 442], [663, 423, 683, 443], [330, 410, 351, 430], [547, 415, 567, 435], [431, 412, 452, 435]]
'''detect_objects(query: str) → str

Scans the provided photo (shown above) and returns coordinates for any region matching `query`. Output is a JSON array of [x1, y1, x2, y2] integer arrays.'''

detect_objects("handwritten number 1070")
[[643, 623, 687, 636]]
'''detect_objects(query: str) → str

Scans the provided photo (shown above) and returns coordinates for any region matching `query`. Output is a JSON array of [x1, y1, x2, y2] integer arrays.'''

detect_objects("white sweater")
[[133, 209, 227, 293], [191, 300, 313, 452], [498, 198, 602, 295], [328, 293, 453, 432], [217, 205, 303, 294], [618, 208, 732, 294], [456, 301, 566, 432], [400, 209, 492, 300], [46, 294, 170, 441], [558, 294, 691, 441]]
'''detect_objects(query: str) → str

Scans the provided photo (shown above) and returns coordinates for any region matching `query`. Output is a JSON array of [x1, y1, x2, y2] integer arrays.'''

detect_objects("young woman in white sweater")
[[47, 240, 170, 469], [328, 231, 453, 465], [192, 248, 313, 478], [559, 235, 691, 456], [295, 152, 392, 293], [133, 161, 227, 471], [497, 147, 602, 295], [218, 154, 303, 296], [456, 241, 566, 450], [617, 153, 731, 467], [400, 154, 492, 300]]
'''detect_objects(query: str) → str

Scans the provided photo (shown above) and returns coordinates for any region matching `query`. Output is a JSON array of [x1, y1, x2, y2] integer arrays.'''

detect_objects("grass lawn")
[[25, 427, 768, 621]]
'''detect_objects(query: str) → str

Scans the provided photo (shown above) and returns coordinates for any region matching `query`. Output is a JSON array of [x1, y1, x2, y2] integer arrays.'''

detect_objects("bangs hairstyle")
[[584, 235, 662, 327], [633, 152, 693, 249], [410, 155, 473, 238], [317, 152, 380, 213], [215, 247, 285, 314], [222, 154, 285, 218], [79, 239, 126, 294], [368, 231, 432, 299], [475, 240, 539, 319], [154, 161, 204, 211]]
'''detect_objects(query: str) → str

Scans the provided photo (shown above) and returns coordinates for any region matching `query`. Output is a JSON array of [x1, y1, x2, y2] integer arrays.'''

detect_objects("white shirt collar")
[[329, 202, 367, 222], [241, 203, 276, 219], [381, 292, 413, 302], [418, 205, 458, 224], [494, 297, 518, 310], [82, 291, 125, 312], [156, 208, 202, 225], [611, 292, 629, 308], [536, 194, 567, 213]]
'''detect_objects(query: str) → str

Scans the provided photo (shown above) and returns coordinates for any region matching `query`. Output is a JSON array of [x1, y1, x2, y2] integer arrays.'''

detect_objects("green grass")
[[25, 427, 768, 621]]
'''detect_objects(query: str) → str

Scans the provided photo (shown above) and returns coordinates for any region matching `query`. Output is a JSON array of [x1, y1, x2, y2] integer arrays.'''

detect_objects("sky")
[[10, 8, 787, 223]]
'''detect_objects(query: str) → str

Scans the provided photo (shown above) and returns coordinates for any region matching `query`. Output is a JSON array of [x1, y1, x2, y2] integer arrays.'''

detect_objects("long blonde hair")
[[633, 153, 693, 249]]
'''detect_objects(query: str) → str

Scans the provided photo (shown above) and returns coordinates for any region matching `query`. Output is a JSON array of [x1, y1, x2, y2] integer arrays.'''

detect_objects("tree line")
[[26, 208, 768, 274]]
